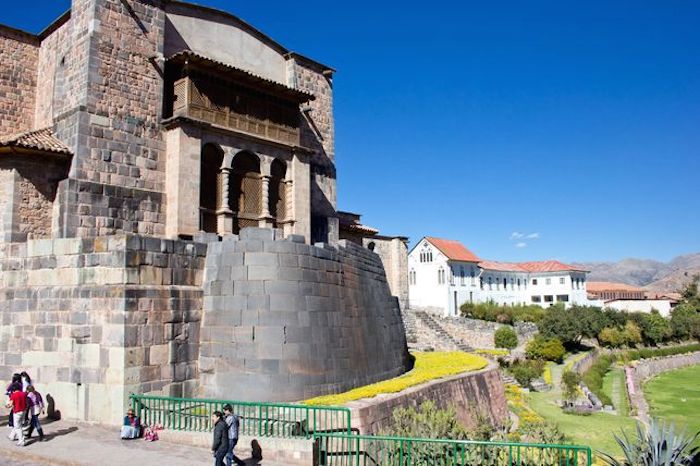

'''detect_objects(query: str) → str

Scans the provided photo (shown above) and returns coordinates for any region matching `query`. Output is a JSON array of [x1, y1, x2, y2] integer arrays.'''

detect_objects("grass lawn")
[[644, 364, 700, 445], [526, 358, 637, 458], [602, 367, 630, 416]]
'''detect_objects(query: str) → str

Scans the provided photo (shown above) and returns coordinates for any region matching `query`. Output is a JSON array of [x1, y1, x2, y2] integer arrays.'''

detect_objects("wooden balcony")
[[172, 76, 301, 147]]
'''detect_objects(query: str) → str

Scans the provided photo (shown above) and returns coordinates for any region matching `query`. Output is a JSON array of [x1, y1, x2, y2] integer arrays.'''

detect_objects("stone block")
[[247, 266, 278, 281], [240, 228, 275, 241], [244, 252, 278, 266]]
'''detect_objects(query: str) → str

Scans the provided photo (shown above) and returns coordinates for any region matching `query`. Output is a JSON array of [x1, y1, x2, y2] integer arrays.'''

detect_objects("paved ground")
[[0, 416, 285, 466]]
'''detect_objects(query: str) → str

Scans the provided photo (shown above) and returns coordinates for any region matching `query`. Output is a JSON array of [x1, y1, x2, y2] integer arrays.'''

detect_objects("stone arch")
[[229, 150, 262, 233], [268, 158, 287, 227], [199, 143, 224, 233]]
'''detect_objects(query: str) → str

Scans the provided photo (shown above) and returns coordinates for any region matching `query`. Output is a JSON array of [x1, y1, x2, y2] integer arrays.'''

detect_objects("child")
[[26, 385, 45, 441]]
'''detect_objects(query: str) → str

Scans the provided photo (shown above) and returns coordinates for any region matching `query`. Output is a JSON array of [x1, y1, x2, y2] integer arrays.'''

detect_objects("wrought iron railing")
[[129, 394, 351, 439], [314, 432, 592, 466]]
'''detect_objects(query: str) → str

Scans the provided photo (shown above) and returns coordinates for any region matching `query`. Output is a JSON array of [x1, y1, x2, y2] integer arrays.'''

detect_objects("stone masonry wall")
[[199, 228, 411, 401], [34, 17, 73, 129], [348, 365, 508, 435], [290, 56, 337, 234], [53, 0, 168, 238], [0, 27, 39, 136], [0, 234, 206, 423], [627, 351, 700, 422]]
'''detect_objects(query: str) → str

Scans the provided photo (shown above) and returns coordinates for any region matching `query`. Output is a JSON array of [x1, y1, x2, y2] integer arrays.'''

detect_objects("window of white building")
[[488, 277, 492, 290], [544, 295, 554, 303], [471, 269, 476, 286], [546, 278, 552, 285], [517, 278, 521, 290], [559, 277, 565, 285], [532, 278, 538, 285], [557, 294, 569, 302], [532, 295, 542, 303], [460, 266, 465, 286], [409, 270, 416, 285], [438, 268, 445, 284]]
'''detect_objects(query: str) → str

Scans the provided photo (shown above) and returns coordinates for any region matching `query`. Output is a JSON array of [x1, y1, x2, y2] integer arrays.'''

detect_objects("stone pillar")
[[165, 127, 201, 239], [216, 167, 233, 235], [291, 151, 310, 242], [282, 179, 294, 237]]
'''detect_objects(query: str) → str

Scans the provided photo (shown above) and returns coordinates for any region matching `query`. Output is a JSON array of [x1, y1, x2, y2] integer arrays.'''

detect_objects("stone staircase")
[[413, 310, 473, 352]]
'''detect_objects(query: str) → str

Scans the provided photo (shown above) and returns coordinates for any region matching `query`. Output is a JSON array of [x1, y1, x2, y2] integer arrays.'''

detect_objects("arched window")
[[269, 158, 287, 227], [199, 144, 224, 233], [367, 241, 376, 252], [230, 151, 261, 233], [409, 270, 416, 285], [438, 267, 445, 285]]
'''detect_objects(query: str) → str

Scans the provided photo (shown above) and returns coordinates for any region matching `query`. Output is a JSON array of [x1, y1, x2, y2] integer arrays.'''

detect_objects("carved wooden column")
[[216, 167, 233, 235]]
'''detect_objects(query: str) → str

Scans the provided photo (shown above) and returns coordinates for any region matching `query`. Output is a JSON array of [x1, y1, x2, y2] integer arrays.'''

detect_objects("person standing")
[[19, 372, 31, 393], [211, 411, 229, 466], [223, 404, 246, 466], [5, 373, 21, 428], [6, 386, 27, 446], [26, 386, 45, 441]]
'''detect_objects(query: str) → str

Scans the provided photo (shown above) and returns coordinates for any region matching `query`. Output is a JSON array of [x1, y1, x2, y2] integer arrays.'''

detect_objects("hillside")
[[574, 253, 700, 293]]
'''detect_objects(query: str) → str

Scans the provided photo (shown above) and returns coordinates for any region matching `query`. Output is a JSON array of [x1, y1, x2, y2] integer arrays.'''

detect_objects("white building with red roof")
[[408, 237, 590, 316]]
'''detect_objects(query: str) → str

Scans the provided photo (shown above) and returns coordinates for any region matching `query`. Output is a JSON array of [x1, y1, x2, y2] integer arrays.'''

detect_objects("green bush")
[[525, 336, 565, 363], [581, 354, 614, 406], [624, 343, 700, 361], [507, 359, 545, 388], [460, 301, 546, 324], [494, 327, 518, 349]]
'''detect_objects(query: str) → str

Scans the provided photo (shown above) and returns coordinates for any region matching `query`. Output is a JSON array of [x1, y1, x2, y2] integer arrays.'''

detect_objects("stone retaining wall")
[[418, 313, 537, 350], [627, 351, 700, 422], [199, 228, 411, 401], [347, 365, 508, 435], [0, 234, 206, 423]]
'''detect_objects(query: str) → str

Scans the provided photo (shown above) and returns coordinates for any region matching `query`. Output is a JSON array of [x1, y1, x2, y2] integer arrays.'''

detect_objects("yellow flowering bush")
[[475, 348, 509, 357], [303, 352, 488, 406], [543, 363, 553, 385], [504, 384, 543, 425]]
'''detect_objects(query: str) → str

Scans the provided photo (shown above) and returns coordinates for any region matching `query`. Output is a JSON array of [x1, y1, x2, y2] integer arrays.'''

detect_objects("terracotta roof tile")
[[0, 128, 71, 156], [478, 261, 528, 272], [425, 237, 481, 262], [587, 281, 644, 292], [518, 260, 587, 273]]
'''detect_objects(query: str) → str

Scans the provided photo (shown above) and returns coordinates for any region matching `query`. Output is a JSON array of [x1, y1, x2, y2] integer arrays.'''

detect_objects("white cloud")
[[510, 232, 525, 240], [526, 232, 540, 239], [515, 242, 527, 248]]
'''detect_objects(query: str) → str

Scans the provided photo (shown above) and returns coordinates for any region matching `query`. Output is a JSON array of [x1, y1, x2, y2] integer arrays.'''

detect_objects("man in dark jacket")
[[211, 411, 230, 466]]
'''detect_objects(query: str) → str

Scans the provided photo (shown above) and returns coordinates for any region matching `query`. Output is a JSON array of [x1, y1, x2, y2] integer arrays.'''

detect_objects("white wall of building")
[[408, 238, 592, 317], [605, 299, 674, 317]]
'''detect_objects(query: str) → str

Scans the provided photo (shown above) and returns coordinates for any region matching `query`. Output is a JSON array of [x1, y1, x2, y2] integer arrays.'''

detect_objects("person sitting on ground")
[[26, 385, 45, 441], [5, 373, 21, 428], [211, 411, 229, 466], [120, 408, 141, 439], [223, 404, 245, 466], [6, 385, 27, 446]]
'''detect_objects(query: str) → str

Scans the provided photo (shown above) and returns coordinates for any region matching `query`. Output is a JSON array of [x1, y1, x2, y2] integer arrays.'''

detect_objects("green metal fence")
[[314, 433, 592, 466], [129, 394, 351, 439]]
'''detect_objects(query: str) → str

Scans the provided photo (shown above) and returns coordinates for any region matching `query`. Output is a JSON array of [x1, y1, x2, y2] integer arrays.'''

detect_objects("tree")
[[526, 336, 566, 362], [537, 306, 583, 346], [561, 370, 581, 403], [494, 327, 518, 349], [599, 327, 625, 348], [622, 321, 642, 347], [574, 306, 608, 340], [680, 274, 700, 309], [638, 311, 672, 346], [670, 304, 700, 341]]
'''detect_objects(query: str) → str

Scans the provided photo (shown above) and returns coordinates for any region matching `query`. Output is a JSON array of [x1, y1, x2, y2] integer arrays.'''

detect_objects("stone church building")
[[0, 0, 410, 423]]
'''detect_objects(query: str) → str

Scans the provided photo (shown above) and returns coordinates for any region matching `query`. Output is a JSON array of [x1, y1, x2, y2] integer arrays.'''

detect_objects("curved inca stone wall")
[[198, 228, 411, 401]]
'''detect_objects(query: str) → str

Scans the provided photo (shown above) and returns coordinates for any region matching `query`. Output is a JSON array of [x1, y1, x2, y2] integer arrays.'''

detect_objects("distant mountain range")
[[573, 253, 700, 293]]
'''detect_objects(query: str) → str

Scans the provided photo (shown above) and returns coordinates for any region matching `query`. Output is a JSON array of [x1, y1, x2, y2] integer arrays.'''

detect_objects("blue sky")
[[3, 1, 699, 262]]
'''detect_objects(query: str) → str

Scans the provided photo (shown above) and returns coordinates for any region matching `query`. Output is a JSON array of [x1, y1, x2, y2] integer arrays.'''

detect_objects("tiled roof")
[[519, 260, 588, 273], [425, 237, 481, 262], [167, 50, 315, 103], [478, 261, 528, 272], [0, 128, 71, 156], [587, 281, 644, 292]]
